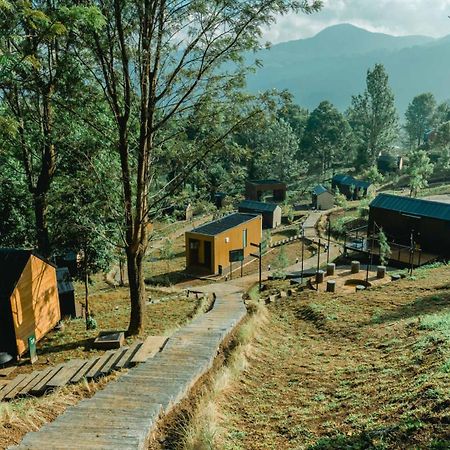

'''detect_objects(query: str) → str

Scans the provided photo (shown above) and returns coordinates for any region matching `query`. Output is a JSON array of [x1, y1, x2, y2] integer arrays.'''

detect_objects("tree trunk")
[[33, 192, 50, 257], [126, 248, 145, 336]]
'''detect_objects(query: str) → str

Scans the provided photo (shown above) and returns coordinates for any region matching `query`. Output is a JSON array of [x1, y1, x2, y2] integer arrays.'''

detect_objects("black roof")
[[56, 267, 75, 294], [0, 249, 33, 300], [333, 174, 371, 189], [190, 213, 259, 236], [312, 185, 330, 195], [370, 194, 450, 222], [238, 200, 280, 213], [247, 179, 286, 186]]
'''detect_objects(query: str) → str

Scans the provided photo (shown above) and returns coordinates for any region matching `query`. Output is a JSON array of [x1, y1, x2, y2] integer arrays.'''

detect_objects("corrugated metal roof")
[[333, 174, 371, 189], [56, 267, 74, 294], [190, 213, 259, 236], [370, 193, 450, 222], [238, 200, 279, 213], [312, 185, 329, 195]]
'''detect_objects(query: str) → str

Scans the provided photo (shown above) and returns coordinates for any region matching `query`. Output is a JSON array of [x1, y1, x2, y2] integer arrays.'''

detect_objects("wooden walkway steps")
[[0, 335, 168, 402], [11, 293, 246, 450]]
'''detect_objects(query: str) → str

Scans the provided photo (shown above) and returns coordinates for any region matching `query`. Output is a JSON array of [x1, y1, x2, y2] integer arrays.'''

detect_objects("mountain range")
[[245, 24, 450, 116]]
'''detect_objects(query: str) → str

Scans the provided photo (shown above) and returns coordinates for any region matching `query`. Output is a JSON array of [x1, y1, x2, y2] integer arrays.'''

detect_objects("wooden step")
[[114, 342, 142, 370], [29, 364, 64, 395], [0, 374, 28, 401], [70, 358, 100, 384], [131, 336, 168, 364], [22, 368, 53, 395], [85, 351, 116, 379], [47, 360, 85, 388], [4, 372, 42, 401], [98, 348, 128, 375]]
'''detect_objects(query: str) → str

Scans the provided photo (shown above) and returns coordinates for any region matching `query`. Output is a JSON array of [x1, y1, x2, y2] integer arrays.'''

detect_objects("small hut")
[[238, 200, 282, 229], [312, 185, 334, 210], [245, 179, 287, 202], [0, 249, 61, 358], [332, 174, 374, 200]]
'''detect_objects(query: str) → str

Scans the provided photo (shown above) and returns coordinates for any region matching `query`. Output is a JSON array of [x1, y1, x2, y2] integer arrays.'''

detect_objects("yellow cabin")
[[0, 249, 61, 358], [185, 213, 262, 276]]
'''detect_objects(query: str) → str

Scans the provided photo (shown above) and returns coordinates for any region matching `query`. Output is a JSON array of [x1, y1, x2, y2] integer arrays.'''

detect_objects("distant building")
[[369, 194, 450, 258], [312, 185, 334, 210], [238, 200, 282, 229], [377, 154, 403, 174], [332, 174, 374, 200], [245, 179, 287, 202], [185, 213, 262, 275], [0, 249, 61, 358]]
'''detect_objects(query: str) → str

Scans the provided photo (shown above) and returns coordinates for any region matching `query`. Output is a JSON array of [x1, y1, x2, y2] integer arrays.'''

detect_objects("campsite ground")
[[191, 264, 450, 450]]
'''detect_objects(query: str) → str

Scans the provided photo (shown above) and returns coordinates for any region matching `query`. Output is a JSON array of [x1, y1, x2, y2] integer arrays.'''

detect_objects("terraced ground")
[[216, 265, 450, 449]]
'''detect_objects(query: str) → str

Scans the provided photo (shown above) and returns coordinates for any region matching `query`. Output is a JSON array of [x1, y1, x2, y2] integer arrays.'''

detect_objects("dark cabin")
[[332, 174, 374, 200], [368, 194, 450, 258], [0, 249, 61, 358], [245, 179, 287, 202], [56, 267, 81, 319]]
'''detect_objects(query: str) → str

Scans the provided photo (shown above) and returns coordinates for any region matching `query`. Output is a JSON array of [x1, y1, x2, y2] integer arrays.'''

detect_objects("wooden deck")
[[0, 336, 168, 402], [10, 293, 246, 449]]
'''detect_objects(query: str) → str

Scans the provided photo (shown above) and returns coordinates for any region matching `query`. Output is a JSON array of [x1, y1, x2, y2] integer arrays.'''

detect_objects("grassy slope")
[[218, 265, 450, 449]]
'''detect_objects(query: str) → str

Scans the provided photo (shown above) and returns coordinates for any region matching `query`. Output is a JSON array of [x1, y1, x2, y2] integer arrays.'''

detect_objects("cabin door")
[[189, 239, 200, 266], [204, 241, 212, 271]]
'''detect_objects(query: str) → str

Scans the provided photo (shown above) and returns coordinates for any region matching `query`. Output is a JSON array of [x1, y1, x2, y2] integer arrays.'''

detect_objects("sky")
[[263, 0, 450, 44]]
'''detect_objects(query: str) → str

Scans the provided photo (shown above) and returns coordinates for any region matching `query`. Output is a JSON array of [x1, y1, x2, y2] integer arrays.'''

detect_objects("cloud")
[[263, 0, 450, 43]]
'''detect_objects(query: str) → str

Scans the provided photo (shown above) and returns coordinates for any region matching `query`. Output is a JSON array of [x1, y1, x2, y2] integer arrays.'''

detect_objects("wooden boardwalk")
[[10, 293, 246, 449], [0, 336, 168, 402]]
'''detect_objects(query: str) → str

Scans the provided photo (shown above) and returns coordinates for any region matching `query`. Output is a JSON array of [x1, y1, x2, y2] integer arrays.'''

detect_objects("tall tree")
[[347, 64, 398, 168], [80, 0, 322, 335], [404, 93, 436, 148], [0, 1, 104, 256], [301, 100, 353, 177]]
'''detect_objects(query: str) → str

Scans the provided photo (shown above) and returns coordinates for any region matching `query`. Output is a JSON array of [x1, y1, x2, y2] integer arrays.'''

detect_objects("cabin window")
[[243, 229, 248, 248]]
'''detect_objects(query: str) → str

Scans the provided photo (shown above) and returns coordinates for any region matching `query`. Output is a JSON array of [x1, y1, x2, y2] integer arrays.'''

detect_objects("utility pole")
[[301, 227, 305, 282], [316, 239, 321, 290], [327, 217, 331, 263]]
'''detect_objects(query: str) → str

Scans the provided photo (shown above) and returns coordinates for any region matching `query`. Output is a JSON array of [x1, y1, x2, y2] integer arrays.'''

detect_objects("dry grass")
[[196, 265, 450, 449]]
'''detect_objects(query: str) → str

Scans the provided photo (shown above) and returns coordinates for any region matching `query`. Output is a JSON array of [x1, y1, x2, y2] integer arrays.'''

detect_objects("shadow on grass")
[[38, 336, 95, 357], [369, 291, 450, 325], [145, 269, 198, 287]]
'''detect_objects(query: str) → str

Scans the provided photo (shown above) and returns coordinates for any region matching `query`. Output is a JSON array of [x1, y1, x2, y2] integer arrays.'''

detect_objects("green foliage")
[[301, 100, 354, 176], [347, 64, 398, 167], [407, 149, 434, 197], [378, 228, 391, 266], [86, 315, 97, 330], [274, 245, 289, 278], [334, 188, 348, 208], [364, 166, 384, 185], [404, 93, 436, 148]]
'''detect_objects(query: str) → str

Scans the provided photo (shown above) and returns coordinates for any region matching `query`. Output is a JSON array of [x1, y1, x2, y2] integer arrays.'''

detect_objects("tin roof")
[[370, 193, 450, 222], [190, 213, 259, 236], [238, 200, 280, 213], [312, 185, 329, 195], [333, 174, 371, 189]]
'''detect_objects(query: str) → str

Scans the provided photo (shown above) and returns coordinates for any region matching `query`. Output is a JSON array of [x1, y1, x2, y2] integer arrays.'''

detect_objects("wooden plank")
[[113, 342, 142, 369], [21, 368, 52, 395], [46, 360, 85, 388], [29, 364, 64, 395], [0, 374, 28, 401], [131, 336, 168, 364], [98, 348, 128, 375], [4, 372, 42, 401], [69, 357, 100, 384], [85, 351, 116, 379]]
